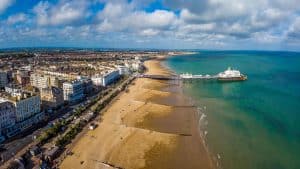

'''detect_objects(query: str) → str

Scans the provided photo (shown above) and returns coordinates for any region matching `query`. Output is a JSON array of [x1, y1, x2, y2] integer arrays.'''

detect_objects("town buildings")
[[0, 71, 8, 88], [63, 80, 84, 103], [0, 90, 43, 138], [40, 87, 64, 110], [91, 75, 103, 86], [10, 92, 41, 123], [131, 61, 143, 71], [117, 66, 130, 75], [102, 70, 120, 86], [30, 73, 59, 89], [0, 98, 16, 139], [81, 78, 93, 95], [92, 69, 120, 87], [5, 84, 23, 97], [0, 50, 152, 143], [16, 70, 30, 86]]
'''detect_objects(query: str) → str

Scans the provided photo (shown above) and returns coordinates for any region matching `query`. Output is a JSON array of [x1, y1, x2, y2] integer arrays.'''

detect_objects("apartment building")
[[91, 75, 103, 86], [16, 70, 30, 86], [0, 71, 8, 88], [0, 98, 16, 137], [117, 66, 130, 75], [10, 92, 41, 122], [102, 69, 120, 86], [30, 73, 59, 89], [40, 87, 64, 109], [91, 69, 120, 87], [63, 80, 84, 103], [0, 90, 43, 138]]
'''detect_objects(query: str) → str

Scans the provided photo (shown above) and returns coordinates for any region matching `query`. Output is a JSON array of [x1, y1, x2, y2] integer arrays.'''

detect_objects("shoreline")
[[60, 53, 215, 169], [156, 53, 219, 169]]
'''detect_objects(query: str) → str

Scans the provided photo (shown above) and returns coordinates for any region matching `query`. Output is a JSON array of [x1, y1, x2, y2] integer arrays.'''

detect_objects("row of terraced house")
[[0, 60, 143, 142]]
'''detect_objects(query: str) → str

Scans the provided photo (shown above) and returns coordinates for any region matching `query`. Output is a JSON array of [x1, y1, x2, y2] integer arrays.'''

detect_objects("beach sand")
[[60, 56, 215, 169]]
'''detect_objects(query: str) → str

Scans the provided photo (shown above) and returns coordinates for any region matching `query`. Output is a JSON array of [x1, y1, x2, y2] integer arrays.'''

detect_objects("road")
[[0, 98, 89, 166]]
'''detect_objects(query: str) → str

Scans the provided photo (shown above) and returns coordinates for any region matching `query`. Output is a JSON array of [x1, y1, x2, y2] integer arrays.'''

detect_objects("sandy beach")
[[60, 55, 215, 169]]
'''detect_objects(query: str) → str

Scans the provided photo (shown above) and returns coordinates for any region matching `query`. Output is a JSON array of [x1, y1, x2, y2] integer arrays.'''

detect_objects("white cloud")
[[249, 8, 287, 31], [33, 0, 91, 26], [97, 1, 177, 35], [168, 0, 299, 44], [177, 22, 216, 34], [139, 29, 160, 36], [252, 32, 282, 43], [1, 0, 300, 50], [0, 0, 14, 14], [286, 17, 300, 41], [7, 13, 27, 24], [126, 10, 176, 29]]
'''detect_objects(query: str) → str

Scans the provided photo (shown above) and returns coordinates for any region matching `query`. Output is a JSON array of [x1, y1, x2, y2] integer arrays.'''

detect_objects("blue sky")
[[0, 0, 300, 51]]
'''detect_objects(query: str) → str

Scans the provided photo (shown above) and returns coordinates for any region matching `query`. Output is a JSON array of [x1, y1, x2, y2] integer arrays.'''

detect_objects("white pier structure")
[[179, 73, 219, 80], [139, 67, 246, 81]]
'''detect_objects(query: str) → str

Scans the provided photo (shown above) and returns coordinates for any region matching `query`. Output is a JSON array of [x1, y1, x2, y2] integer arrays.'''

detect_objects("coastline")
[[60, 53, 215, 169]]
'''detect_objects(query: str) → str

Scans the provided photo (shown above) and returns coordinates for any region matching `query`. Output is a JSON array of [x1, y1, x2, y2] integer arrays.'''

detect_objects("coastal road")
[[0, 104, 85, 166]]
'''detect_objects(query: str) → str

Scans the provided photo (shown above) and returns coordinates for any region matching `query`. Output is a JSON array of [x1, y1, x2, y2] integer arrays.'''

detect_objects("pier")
[[179, 74, 219, 80], [138, 74, 219, 80], [138, 74, 179, 80], [138, 67, 247, 82]]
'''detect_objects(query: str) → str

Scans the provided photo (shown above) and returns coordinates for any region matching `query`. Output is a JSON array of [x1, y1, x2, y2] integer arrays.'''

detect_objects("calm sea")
[[165, 51, 300, 169]]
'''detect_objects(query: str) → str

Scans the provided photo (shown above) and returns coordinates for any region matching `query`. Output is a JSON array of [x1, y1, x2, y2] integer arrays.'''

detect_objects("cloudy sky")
[[0, 0, 300, 50]]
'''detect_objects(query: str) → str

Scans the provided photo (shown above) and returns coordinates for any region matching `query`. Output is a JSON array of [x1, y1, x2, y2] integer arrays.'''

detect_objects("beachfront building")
[[40, 87, 64, 110], [92, 69, 120, 87], [125, 61, 143, 72], [63, 80, 84, 103], [102, 69, 120, 87], [117, 66, 130, 75], [81, 78, 93, 95], [91, 74, 103, 86], [0, 91, 43, 136], [131, 61, 143, 71], [0, 98, 16, 138], [11, 92, 41, 123], [0, 71, 8, 88], [91, 75, 103, 86]]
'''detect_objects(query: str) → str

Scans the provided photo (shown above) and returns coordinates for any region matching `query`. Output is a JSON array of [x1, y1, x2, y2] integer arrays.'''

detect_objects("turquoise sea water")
[[165, 51, 300, 169]]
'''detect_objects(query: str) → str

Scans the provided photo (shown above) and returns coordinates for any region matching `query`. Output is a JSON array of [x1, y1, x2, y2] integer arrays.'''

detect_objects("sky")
[[0, 0, 300, 51]]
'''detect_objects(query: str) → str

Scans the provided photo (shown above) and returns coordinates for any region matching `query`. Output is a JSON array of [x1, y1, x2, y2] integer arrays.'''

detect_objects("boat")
[[217, 67, 247, 81]]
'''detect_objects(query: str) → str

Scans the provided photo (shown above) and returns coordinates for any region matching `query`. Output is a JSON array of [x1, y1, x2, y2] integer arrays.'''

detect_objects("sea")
[[165, 51, 300, 169]]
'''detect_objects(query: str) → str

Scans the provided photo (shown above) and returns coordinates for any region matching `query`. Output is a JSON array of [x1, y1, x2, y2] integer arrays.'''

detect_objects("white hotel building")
[[63, 80, 84, 103], [117, 66, 130, 75], [0, 91, 43, 138], [91, 69, 120, 87], [12, 93, 41, 122]]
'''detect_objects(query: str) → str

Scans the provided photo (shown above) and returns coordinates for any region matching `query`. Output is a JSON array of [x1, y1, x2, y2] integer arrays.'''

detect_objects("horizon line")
[[1, 46, 300, 53]]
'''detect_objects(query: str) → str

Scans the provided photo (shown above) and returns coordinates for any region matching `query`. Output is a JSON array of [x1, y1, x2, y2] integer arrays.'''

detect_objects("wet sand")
[[60, 56, 215, 169]]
